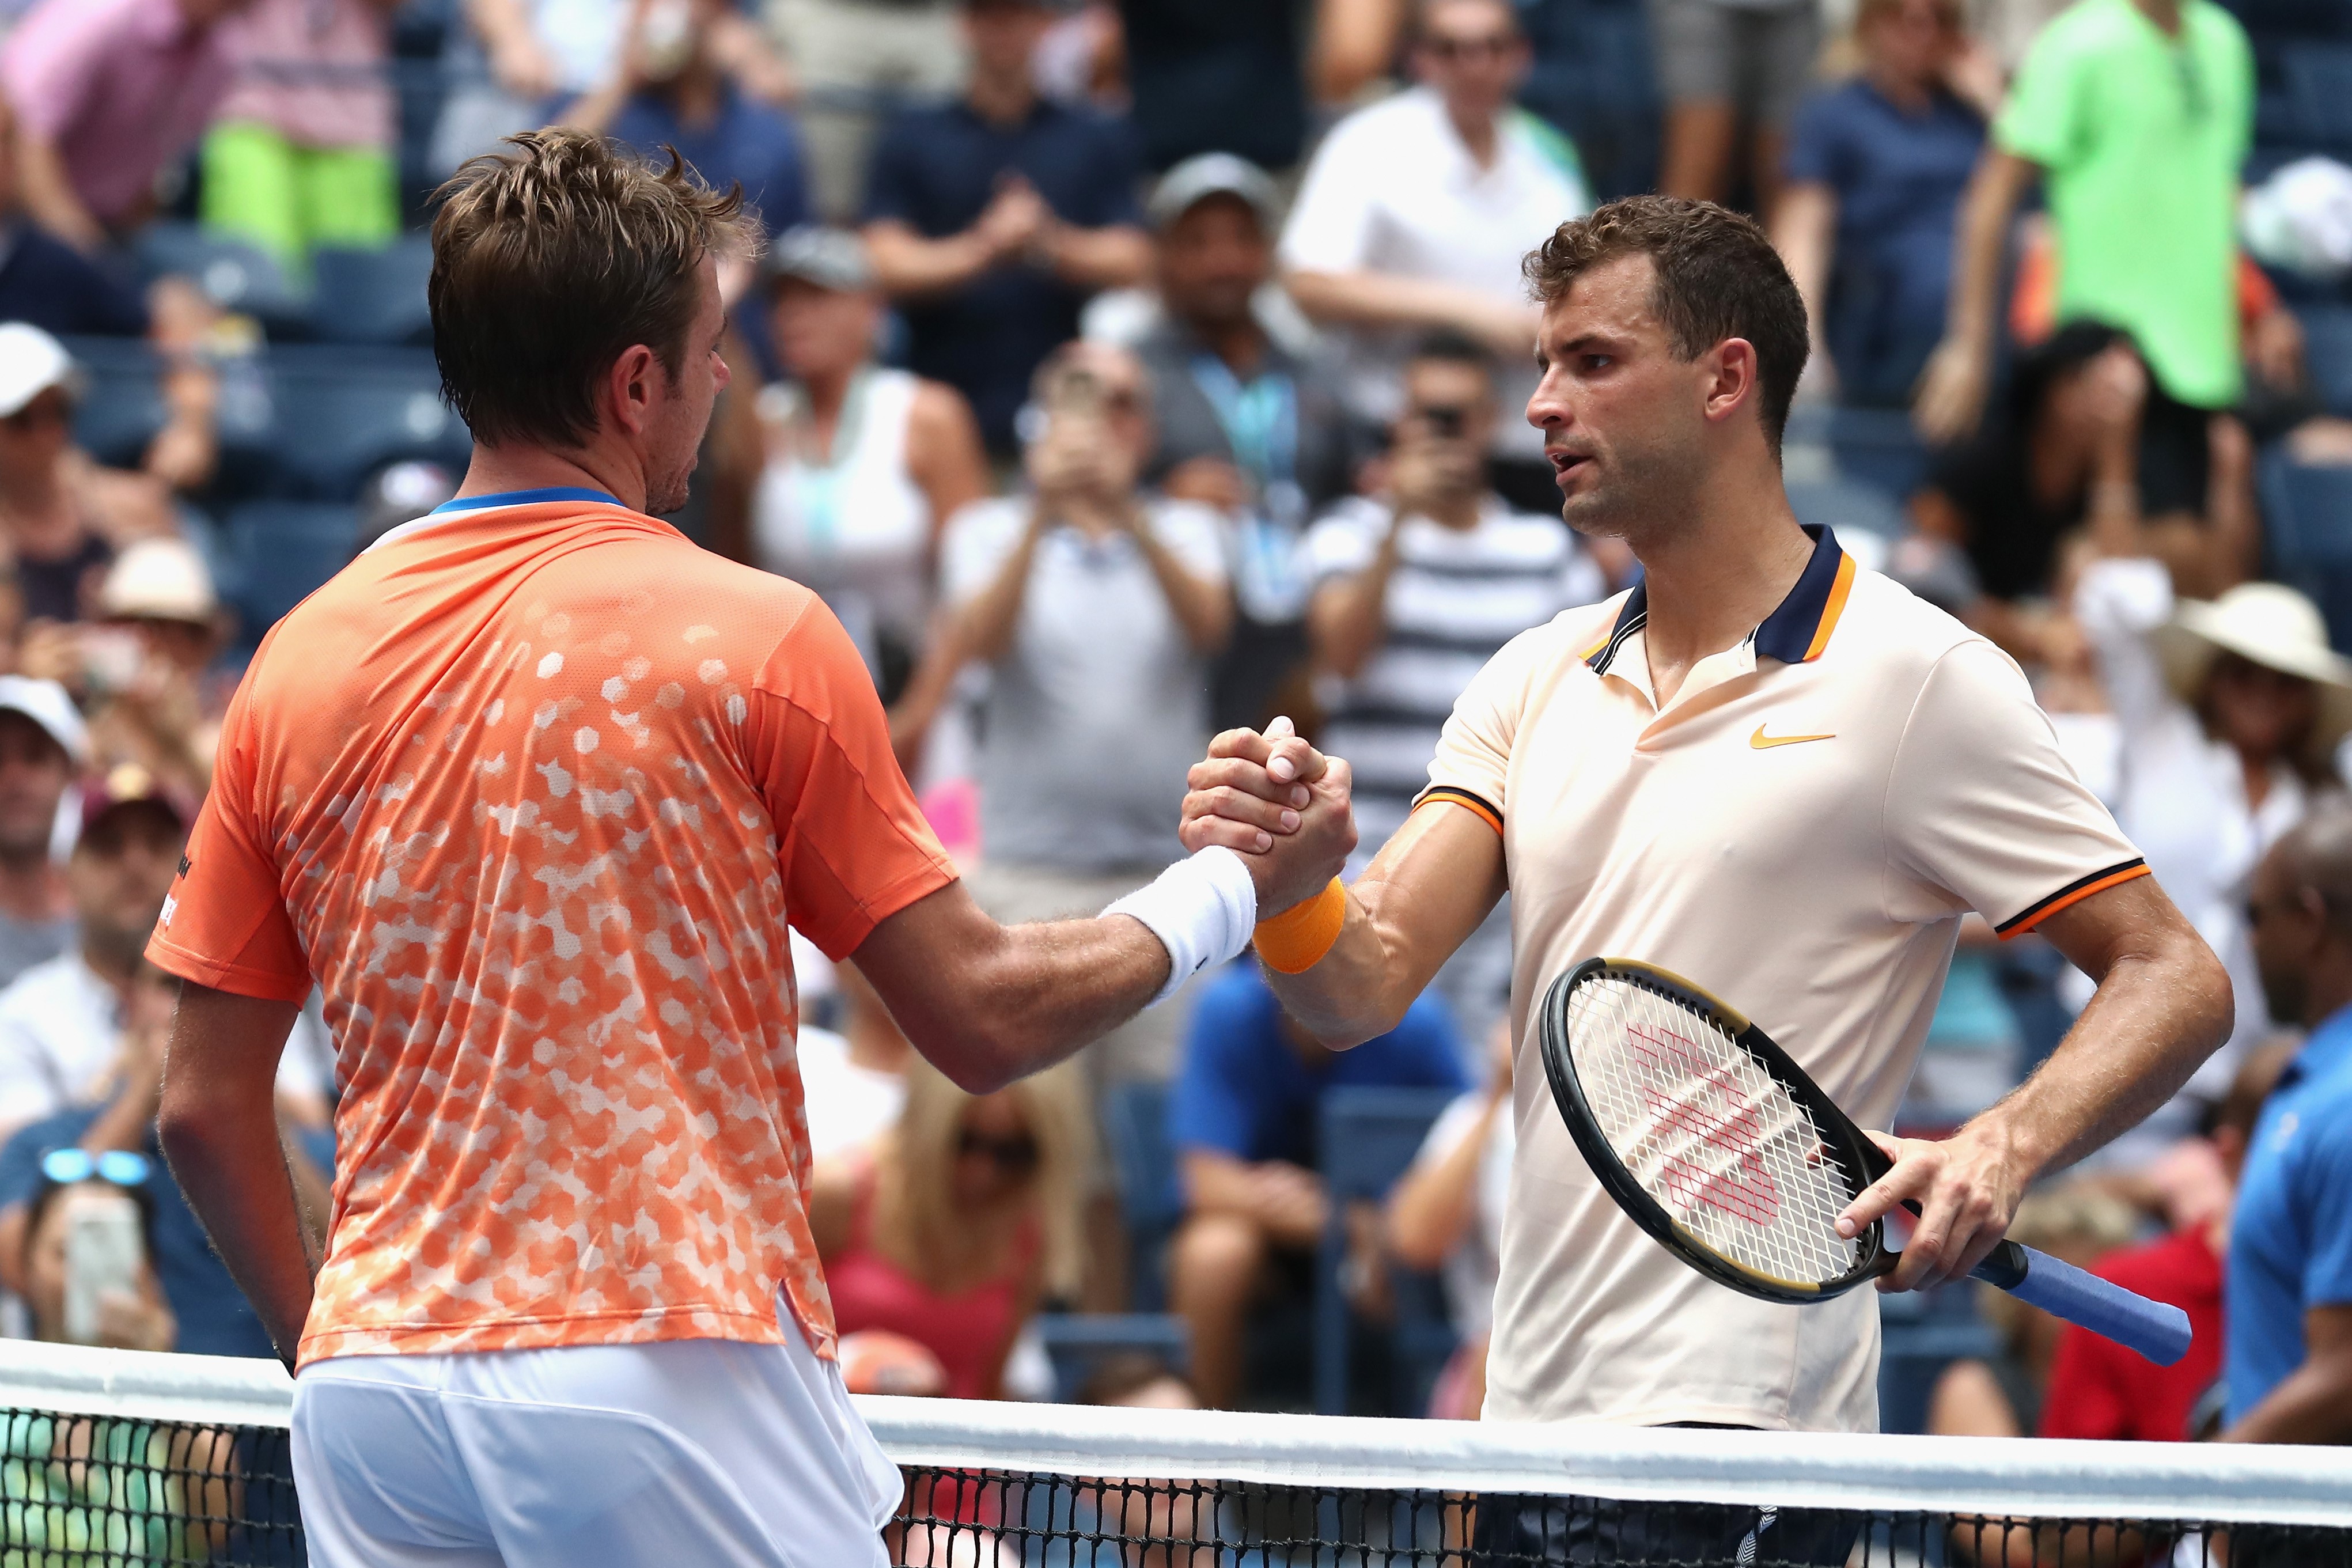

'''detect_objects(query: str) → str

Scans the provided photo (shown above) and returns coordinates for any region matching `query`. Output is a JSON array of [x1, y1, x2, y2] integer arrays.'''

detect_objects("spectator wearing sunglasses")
[[0, 961, 328, 1358], [811, 1055, 1091, 1401], [16, 1145, 172, 1351], [0, 324, 217, 629]]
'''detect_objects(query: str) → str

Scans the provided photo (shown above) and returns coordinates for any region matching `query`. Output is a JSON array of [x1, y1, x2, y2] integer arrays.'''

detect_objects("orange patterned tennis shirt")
[[146, 495, 957, 1368]]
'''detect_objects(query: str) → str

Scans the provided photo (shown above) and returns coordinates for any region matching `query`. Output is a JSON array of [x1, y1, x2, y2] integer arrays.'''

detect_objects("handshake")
[[1179, 717, 1360, 918]]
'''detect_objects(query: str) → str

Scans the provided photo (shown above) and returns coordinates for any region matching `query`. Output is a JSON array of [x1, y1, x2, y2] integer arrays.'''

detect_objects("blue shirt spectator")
[[862, 0, 1148, 454], [1171, 963, 1468, 1169], [0, 1103, 289, 1358], [1776, 0, 1993, 408], [607, 86, 810, 240], [2226, 1003, 2352, 1425]]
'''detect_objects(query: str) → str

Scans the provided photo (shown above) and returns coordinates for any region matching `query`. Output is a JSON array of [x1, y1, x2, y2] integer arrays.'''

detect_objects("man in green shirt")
[[1915, 0, 2254, 443]]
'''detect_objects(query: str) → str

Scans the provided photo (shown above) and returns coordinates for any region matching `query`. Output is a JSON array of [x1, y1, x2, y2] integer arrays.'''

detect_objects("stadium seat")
[[2260, 451, 2352, 650], [1824, 406, 1932, 499], [264, 365, 471, 499], [2299, 306, 2352, 416], [2285, 43, 2352, 156], [220, 502, 362, 641], [1101, 1081, 1184, 1313], [1031, 1313, 1190, 1403], [312, 237, 435, 347], [133, 222, 310, 339], [63, 339, 166, 469], [1313, 1086, 1459, 1416]]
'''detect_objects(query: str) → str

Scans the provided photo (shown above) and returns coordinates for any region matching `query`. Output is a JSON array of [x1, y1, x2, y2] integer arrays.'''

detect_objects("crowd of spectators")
[[0, 0, 2349, 1463]]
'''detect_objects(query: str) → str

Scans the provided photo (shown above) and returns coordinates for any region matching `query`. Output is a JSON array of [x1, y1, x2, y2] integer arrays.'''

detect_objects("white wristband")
[[1103, 846, 1260, 1005]]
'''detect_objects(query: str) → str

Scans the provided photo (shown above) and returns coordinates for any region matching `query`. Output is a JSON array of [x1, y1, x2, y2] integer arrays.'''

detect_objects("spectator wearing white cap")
[[78, 538, 227, 801], [1278, 0, 1589, 511], [2075, 551, 2352, 1148], [0, 325, 215, 628], [0, 677, 85, 991], [715, 226, 990, 770], [1131, 154, 1357, 735]]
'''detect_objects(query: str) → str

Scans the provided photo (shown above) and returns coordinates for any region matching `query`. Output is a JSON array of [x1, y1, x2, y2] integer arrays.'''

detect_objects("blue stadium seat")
[[220, 502, 362, 641], [133, 222, 310, 339], [1102, 1081, 1183, 1313], [1314, 1086, 1459, 1416], [263, 363, 471, 499], [312, 236, 434, 347], [63, 338, 166, 469], [2298, 306, 2352, 416], [1786, 476, 1908, 540], [2285, 43, 2352, 155], [1031, 1313, 1190, 1403], [2262, 453, 2352, 650]]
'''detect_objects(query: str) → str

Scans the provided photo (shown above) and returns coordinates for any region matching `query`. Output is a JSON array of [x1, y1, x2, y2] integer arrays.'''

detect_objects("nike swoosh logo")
[[1751, 724, 1836, 749]]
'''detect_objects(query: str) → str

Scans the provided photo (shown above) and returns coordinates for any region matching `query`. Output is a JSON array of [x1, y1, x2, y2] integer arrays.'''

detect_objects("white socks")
[[1103, 847, 1260, 1005]]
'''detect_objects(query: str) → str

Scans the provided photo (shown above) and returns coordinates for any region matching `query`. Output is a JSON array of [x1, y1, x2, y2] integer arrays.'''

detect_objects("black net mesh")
[[890, 1465, 2352, 1568], [0, 1408, 302, 1565], [2, 1406, 2351, 1568]]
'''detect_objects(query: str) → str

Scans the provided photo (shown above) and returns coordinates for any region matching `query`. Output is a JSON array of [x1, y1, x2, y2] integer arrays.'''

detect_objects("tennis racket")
[[1536, 957, 2193, 1366]]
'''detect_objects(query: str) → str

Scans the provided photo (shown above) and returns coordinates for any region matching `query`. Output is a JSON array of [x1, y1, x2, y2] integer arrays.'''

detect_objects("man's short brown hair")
[[429, 128, 758, 451], [1524, 195, 1810, 456]]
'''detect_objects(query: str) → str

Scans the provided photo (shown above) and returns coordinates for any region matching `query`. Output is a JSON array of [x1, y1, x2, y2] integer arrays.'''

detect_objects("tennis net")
[[3, 1340, 2352, 1566]]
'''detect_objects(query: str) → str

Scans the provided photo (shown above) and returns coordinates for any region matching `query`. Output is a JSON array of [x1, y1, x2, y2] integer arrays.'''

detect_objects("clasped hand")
[[1179, 717, 1357, 916]]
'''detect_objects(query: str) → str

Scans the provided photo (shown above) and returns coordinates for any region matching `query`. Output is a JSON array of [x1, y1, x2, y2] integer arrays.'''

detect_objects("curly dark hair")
[[1523, 195, 1810, 456]]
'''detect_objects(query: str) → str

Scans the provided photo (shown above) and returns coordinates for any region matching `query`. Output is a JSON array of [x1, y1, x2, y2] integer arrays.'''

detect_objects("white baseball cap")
[[0, 324, 78, 419], [0, 675, 89, 767]]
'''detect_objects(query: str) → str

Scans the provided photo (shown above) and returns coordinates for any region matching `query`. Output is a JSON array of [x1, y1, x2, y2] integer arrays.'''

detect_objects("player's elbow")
[[919, 1025, 1029, 1097], [2156, 926, 2235, 1066]]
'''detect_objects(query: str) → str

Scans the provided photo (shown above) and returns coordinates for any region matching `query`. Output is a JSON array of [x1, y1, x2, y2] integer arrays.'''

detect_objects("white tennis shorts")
[[290, 1317, 899, 1568]]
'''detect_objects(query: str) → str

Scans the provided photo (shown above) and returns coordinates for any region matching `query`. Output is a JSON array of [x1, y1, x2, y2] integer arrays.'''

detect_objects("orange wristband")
[[1253, 878, 1347, 974]]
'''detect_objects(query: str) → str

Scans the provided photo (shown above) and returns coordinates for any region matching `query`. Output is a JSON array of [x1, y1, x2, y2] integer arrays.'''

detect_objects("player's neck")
[[455, 445, 643, 514], [1630, 472, 1813, 708]]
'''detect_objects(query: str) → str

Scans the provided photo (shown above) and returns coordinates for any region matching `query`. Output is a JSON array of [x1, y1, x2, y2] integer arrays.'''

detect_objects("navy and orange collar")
[[1585, 525, 1857, 675]]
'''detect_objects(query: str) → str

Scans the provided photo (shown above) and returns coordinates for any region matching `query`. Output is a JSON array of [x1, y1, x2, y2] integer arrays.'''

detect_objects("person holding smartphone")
[[1301, 329, 1607, 1044], [942, 340, 1233, 1102]]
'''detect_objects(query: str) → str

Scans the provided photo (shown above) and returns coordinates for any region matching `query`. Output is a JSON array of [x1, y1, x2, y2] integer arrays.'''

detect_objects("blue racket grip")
[[1971, 1241, 2192, 1366]]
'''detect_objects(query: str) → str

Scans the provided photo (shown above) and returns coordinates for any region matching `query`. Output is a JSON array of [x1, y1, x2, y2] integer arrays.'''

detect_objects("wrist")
[[1104, 847, 1259, 1005], [1253, 878, 1346, 974]]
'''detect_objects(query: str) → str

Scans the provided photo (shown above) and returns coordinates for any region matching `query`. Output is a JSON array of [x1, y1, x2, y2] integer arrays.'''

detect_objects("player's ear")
[[604, 343, 661, 438], [1700, 338, 1758, 428]]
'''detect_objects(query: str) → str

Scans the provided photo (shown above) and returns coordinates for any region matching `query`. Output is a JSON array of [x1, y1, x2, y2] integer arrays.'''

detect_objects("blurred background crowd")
[[1, 0, 2350, 1454]]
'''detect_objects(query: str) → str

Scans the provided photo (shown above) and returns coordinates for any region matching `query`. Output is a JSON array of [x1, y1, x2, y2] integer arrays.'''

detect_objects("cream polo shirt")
[[1418, 527, 2148, 1432]]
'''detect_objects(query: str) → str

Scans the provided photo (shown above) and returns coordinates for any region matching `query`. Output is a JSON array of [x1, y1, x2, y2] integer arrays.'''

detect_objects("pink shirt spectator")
[[1, 0, 237, 226], [215, 0, 393, 152]]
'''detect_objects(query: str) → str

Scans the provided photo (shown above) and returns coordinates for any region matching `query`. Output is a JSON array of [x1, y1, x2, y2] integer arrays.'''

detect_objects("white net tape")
[[1565, 974, 1861, 1289], [3, 1343, 2352, 1527]]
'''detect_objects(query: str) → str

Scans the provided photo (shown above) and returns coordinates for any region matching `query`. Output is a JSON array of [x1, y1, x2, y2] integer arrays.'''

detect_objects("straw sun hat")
[[2152, 581, 2352, 768]]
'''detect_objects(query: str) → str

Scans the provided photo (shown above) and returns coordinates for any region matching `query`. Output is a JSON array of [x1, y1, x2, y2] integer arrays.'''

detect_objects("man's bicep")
[[2030, 874, 2203, 986], [165, 982, 302, 1093]]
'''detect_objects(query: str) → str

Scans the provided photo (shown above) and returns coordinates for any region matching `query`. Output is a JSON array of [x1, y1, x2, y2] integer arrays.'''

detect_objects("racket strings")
[[1566, 976, 1862, 1288]]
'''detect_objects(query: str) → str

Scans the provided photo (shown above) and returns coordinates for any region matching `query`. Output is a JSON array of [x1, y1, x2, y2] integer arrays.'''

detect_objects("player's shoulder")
[[1505, 591, 1634, 683], [1830, 565, 2006, 682]]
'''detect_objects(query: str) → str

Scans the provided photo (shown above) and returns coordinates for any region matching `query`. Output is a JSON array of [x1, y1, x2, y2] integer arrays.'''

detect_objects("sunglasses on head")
[[955, 1128, 1039, 1173], [41, 1147, 152, 1188]]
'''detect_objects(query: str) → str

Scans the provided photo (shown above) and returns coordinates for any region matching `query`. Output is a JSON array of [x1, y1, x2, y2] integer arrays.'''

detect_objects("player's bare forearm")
[[1179, 724, 1503, 1046], [2222, 1305, 2352, 1444], [1841, 876, 2229, 1289], [853, 881, 1186, 1093], [156, 982, 316, 1369]]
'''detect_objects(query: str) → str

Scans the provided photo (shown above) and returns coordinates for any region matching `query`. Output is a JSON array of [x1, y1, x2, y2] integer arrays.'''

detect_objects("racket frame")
[[1537, 957, 1895, 1305]]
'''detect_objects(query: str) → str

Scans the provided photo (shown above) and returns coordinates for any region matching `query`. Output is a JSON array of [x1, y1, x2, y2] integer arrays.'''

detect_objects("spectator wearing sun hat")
[[72, 538, 228, 801], [2075, 553, 2352, 1141]]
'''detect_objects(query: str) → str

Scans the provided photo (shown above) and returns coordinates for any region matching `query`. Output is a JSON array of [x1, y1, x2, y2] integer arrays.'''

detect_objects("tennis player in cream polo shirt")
[[1180, 197, 2233, 1445]]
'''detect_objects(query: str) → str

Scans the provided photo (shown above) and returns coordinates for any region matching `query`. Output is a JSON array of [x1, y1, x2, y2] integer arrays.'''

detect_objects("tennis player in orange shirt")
[[145, 130, 1353, 1568]]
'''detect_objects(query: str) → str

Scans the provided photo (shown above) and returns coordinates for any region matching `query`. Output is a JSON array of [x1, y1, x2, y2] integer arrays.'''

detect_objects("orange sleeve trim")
[[1995, 859, 2151, 940], [1414, 785, 1503, 837], [1802, 552, 1858, 662], [1254, 878, 1348, 974]]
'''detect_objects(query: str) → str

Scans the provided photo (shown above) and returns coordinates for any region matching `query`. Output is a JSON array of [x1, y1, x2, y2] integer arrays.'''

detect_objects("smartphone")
[[63, 1188, 143, 1346], [77, 626, 143, 696], [1045, 366, 1104, 420]]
